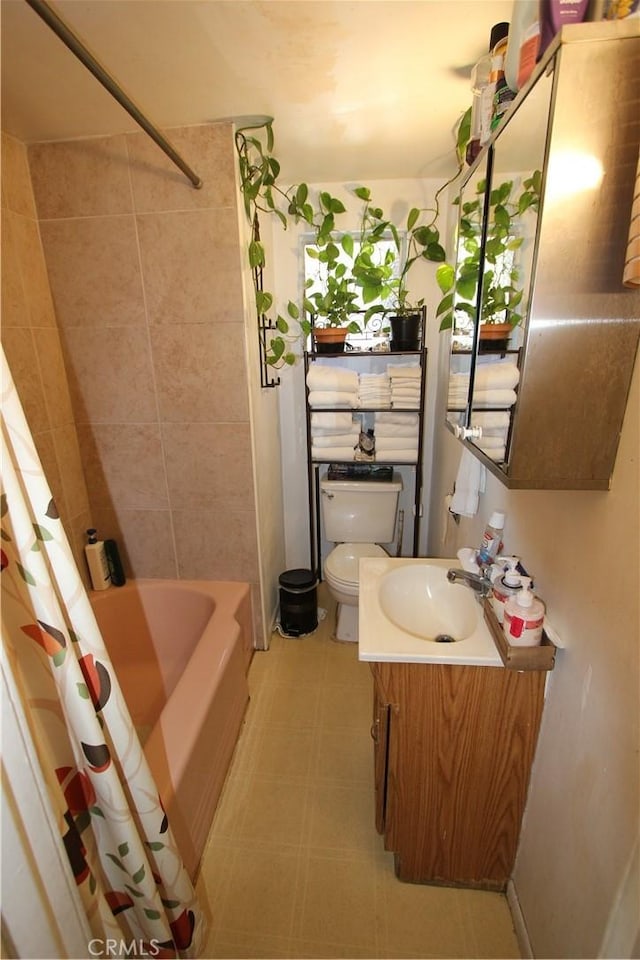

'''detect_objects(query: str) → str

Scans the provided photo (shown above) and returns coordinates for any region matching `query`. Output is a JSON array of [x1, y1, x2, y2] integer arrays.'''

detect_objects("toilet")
[[320, 475, 403, 642]]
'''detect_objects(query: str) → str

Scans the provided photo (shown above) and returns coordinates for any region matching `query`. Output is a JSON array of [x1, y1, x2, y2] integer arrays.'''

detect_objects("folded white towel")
[[391, 387, 421, 400], [374, 422, 420, 437], [376, 450, 418, 462], [387, 364, 421, 379], [360, 373, 390, 384], [449, 448, 486, 518], [472, 389, 517, 407], [470, 411, 510, 429], [311, 412, 357, 432], [310, 431, 359, 447], [376, 412, 419, 427], [308, 391, 359, 408], [477, 443, 506, 462], [311, 445, 355, 460], [306, 365, 359, 393], [375, 437, 419, 450], [474, 434, 504, 449], [393, 400, 421, 409], [474, 361, 520, 390]]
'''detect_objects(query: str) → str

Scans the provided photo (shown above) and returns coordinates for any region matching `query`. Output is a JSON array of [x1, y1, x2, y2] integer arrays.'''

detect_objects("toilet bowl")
[[320, 475, 402, 643], [324, 542, 389, 642]]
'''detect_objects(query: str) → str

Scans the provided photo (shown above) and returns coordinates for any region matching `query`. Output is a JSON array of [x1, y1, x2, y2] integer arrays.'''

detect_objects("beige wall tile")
[[32, 429, 67, 524], [136, 208, 243, 324], [2, 327, 50, 434], [11, 215, 56, 327], [173, 507, 259, 581], [1, 210, 29, 327], [1, 133, 36, 218], [90, 506, 177, 580], [151, 322, 250, 422], [77, 422, 169, 510], [52, 424, 90, 521], [28, 136, 133, 219], [162, 422, 253, 509], [32, 327, 75, 428], [61, 326, 158, 423], [40, 216, 145, 328], [127, 123, 236, 213]]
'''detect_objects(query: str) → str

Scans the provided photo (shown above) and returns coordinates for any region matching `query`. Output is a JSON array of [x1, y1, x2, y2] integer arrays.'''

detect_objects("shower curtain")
[[1, 349, 206, 958]]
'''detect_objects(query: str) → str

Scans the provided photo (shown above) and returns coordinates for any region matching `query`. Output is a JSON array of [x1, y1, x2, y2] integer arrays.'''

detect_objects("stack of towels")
[[374, 412, 420, 462], [306, 364, 359, 409], [470, 411, 510, 463], [310, 412, 359, 461], [388, 364, 421, 409], [448, 359, 520, 411], [358, 372, 391, 408]]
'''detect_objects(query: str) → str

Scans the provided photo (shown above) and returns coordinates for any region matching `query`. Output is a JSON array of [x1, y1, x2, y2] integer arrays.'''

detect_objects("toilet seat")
[[325, 542, 388, 589]]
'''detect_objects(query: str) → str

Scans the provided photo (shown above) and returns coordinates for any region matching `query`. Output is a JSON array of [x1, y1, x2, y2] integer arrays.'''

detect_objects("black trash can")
[[279, 568, 318, 637]]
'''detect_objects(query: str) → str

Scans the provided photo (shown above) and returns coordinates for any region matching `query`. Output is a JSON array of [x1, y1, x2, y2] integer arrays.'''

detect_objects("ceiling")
[[1, 0, 514, 183]]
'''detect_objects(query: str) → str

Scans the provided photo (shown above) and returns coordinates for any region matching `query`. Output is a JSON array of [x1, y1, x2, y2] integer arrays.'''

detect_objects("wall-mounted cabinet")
[[446, 21, 640, 490]]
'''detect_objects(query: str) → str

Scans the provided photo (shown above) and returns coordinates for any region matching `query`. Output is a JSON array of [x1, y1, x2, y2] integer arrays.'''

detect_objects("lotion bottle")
[[85, 528, 111, 591], [490, 556, 522, 623], [503, 576, 545, 646]]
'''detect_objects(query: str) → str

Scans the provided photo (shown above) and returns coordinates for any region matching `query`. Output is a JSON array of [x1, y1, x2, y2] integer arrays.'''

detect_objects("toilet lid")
[[325, 542, 388, 585]]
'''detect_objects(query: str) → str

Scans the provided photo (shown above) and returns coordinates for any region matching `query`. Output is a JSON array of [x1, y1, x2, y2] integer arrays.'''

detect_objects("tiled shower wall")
[[1, 132, 92, 582], [3, 124, 265, 635]]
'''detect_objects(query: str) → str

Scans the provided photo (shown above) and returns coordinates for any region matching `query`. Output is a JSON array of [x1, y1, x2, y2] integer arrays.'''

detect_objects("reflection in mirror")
[[467, 62, 553, 467], [445, 56, 554, 464]]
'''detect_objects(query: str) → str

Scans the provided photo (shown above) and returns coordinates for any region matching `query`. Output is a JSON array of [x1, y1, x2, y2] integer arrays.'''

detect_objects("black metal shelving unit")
[[304, 342, 428, 579]]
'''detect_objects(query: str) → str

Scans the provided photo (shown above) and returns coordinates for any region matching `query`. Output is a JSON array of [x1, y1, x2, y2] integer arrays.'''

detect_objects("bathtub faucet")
[[446, 567, 493, 599]]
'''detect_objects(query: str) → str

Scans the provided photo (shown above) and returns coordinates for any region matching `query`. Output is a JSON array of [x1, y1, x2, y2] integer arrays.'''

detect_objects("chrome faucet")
[[446, 567, 493, 599]]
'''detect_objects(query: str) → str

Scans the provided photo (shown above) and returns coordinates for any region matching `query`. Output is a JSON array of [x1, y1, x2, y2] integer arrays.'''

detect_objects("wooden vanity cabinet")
[[370, 660, 546, 890]]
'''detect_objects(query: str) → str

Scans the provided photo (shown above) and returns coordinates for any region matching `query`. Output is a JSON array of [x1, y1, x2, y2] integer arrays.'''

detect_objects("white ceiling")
[[1, 0, 513, 183]]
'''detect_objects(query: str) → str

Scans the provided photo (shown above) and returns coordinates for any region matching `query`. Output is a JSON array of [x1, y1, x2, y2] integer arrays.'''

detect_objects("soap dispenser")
[[491, 556, 522, 624], [503, 577, 545, 646]]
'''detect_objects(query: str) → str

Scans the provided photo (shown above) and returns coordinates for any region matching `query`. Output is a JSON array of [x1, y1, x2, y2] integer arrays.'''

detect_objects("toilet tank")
[[320, 476, 403, 543]]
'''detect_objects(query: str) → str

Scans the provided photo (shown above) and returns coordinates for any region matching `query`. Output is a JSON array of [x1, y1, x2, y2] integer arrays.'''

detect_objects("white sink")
[[358, 557, 501, 666], [378, 563, 478, 642]]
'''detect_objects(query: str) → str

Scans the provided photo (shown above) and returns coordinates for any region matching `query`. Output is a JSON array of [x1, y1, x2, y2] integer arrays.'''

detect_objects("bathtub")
[[90, 578, 253, 879]]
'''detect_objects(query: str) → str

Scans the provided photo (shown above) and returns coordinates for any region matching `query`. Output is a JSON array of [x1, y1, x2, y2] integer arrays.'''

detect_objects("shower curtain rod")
[[24, 0, 203, 189]]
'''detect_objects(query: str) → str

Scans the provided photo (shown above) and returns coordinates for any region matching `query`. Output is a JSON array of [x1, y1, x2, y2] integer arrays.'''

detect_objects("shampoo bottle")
[[490, 556, 522, 623], [476, 511, 506, 568], [503, 576, 545, 646], [85, 528, 111, 591]]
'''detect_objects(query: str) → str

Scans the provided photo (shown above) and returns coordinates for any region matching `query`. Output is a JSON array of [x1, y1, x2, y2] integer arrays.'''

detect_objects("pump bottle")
[[490, 556, 522, 623], [503, 576, 545, 646]]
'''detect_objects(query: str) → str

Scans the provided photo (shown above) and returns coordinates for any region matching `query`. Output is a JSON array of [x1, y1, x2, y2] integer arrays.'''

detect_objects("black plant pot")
[[389, 312, 422, 352]]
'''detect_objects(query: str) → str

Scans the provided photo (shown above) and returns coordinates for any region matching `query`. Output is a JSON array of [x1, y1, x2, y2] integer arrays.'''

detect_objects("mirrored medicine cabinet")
[[445, 21, 640, 490]]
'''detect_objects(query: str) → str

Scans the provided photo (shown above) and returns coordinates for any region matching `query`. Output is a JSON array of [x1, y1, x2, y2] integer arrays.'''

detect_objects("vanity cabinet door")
[[372, 683, 390, 835]]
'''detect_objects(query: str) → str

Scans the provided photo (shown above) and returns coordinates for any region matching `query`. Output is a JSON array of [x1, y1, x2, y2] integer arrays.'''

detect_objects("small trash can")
[[279, 568, 318, 637]]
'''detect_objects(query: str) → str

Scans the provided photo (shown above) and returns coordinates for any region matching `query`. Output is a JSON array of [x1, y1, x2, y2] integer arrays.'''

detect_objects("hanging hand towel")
[[449, 448, 486, 518]]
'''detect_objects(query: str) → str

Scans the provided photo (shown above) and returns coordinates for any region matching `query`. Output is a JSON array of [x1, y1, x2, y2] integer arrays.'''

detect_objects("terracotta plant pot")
[[479, 322, 513, 352], [313, 327, 349, 354]]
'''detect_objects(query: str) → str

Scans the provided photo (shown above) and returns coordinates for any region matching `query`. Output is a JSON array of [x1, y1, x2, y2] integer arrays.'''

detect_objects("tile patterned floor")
[[195, 587, 521, 959]]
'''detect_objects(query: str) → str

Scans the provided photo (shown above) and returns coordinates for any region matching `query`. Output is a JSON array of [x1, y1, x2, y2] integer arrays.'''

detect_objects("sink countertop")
[[358, 557, 503, 667]]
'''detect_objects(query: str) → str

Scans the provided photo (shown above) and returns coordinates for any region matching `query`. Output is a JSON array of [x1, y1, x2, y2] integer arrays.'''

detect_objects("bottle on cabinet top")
[[466, 21, 510, 165]]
